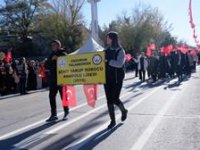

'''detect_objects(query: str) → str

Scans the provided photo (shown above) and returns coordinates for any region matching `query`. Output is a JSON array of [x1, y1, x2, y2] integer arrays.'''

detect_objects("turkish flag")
[[125, 53, 132, 61], [5, 51, 12, 63], [149, 43, 156, 50], [62, 85, 77, 107], [39, 65, 46, 78], [164, 45, 173, 55], [146, 47, 151, 56], [190, 50, 196, 56], [160, 47, 165, 53], [83, 84, 98, 108], [177, 44, 188, 54]]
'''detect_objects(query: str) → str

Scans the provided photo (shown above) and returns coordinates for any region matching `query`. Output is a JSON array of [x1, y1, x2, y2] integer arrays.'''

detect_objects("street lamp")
[[87, 0, 100, 42]]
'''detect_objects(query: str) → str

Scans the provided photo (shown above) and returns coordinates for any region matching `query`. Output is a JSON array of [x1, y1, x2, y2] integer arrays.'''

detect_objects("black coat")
[[105, 47, 125, 83], [46, 49, 67, 84]]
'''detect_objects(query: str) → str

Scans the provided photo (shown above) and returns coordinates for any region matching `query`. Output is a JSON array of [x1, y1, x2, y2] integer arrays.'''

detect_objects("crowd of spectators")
[[0, 57, 48, 96]]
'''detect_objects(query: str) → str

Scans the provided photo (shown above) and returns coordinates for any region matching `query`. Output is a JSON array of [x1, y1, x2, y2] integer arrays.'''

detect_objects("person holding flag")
[[104, 31, 128, 129], [46, 40, 69, 122]]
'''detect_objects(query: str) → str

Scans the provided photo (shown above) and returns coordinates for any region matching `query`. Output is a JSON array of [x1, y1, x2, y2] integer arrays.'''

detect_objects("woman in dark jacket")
[[104, 31, 128, 129]]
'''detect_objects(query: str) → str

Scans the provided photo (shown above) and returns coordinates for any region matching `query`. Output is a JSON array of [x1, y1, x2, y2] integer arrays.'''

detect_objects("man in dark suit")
[[46, 40, 69, 122]]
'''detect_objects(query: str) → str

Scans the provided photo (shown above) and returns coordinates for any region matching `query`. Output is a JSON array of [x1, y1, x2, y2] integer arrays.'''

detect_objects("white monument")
[[87, 0, 100, 42]]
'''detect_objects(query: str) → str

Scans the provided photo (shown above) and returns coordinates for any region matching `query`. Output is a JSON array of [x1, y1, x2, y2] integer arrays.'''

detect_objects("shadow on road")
[[124, 81, 143, 90], [42, 101, 127, 150], [0, 121, 60, 150], [124, 79, 167, 92], [42, 120, 105, 150], [66, 123, 123, 150]]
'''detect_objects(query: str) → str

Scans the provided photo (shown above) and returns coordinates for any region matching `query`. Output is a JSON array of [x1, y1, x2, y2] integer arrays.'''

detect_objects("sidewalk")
[[0, 88, 48, 100]]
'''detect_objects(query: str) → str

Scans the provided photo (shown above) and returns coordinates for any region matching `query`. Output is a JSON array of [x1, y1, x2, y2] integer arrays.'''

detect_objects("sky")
[[82, 0, 200, 46]]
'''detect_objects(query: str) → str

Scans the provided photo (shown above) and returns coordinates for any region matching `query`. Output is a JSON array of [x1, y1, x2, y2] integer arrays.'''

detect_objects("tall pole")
[[88, 0, 100, 42]]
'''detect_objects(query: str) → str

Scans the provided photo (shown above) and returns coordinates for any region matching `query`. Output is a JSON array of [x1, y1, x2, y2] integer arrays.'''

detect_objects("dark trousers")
[[151, 71, 157, 82], [104, 81, 126, 122], [135, 66, 138, 77], [139, 69, 145, 81], [184, 63, 191, 76], [176, 65, 183, 81], [193, 61, 196, 71], [49, 83, 69, 116], [19, 77, 26, 94]]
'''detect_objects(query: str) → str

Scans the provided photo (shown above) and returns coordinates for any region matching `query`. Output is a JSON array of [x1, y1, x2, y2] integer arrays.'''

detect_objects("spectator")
[[16, 57, 28, 95]]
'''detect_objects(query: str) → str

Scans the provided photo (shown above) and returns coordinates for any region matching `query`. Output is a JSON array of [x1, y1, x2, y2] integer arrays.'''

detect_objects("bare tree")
[[0, 0, 47, 41], [48, 0, 85, 25], [35, 0, 87, 53], [100, 4, 173, 54]]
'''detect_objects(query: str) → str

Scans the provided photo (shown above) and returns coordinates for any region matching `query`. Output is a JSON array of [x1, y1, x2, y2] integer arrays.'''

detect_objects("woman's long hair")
[[107, 31, 121, 48]]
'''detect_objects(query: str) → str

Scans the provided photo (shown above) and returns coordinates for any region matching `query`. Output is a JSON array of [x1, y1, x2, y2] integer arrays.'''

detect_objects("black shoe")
[[63, 112, 69, 121], [107, 121, 116, 129], [121, 109, 128, 121], [46, 116, 58, 122]]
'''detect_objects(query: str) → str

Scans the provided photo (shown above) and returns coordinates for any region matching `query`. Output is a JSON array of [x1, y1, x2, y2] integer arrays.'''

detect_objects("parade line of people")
[[129, 49, 199, 84], [1, 32, 200, 129]]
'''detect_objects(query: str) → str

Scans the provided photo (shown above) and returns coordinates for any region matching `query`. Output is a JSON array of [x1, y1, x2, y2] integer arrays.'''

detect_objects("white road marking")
[[130, 93, 177, 150], [64, 87, 161, 150], [130, 81, 189, 150], [0, 73, 180, 146], [11, 91, 134, 149], [45, 91, 133, 134], [0, 95, 104, 140]]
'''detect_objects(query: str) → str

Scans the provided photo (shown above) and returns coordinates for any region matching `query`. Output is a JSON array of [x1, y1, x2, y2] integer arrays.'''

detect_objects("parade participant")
[[169, 51, 176, 78], [166, 54, 173, 78], [174, 50, 183, 82], [137, 52, 148, 82], [46, 40, 69, 122], [158, 52, 167, 79], [134, 53, 139, 77], [104, 31, 128, 129], [184, 51, 192, 77], [149, 51, 159, 83]]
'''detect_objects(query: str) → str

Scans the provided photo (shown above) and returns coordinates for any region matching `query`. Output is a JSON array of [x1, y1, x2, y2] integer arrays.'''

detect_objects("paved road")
[[0, 68, 200, 150]]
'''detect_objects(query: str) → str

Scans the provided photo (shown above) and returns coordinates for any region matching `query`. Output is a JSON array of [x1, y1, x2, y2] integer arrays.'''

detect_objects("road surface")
[[0, 68, 200, 150]]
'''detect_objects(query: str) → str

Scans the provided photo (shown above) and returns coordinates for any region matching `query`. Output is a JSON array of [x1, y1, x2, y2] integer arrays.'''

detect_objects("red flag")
[[62, 85, 77, 107], [83, 84, 98, 108], [189, 0, 200, 48], [39, 64, 46, 78], [177, 44, 188, 54], [190, 50, 196, 56], [125, 53, 132, 62], [160, 47, 165, 53], [5, 51, 12, 63], [146, 43, 156, 56], [146, 47, 151, 56], [149, 43, 156, 50], [164, 45, 173, 55]]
